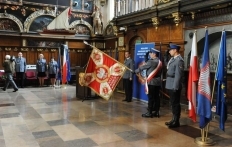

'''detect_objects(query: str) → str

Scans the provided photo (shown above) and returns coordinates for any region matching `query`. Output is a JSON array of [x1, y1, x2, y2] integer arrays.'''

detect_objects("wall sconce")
[[152, 17, 160, 30], [172, 12, 182, 26], [100, 0, 106, 7], [190, 12, 195, 20]]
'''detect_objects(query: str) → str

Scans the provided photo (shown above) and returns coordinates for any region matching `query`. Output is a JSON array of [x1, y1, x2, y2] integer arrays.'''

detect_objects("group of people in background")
[[123, 44, 184, 128], [1, 52, 60, 92]]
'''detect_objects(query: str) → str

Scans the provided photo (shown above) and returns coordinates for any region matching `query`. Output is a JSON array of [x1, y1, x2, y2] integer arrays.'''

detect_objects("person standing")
[[48, 57, 58, 87], [165, 44, 184, 128], [15, 52, 27, 88], [135, 48, 162, 118], [2, 55, 18, 92], [122, 51, 134, 102], [36, 54, 47, 87]]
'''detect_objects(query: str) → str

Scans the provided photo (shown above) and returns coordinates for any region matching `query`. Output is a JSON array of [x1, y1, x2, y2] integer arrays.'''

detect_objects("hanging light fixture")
[[100, 0, 106, 7]]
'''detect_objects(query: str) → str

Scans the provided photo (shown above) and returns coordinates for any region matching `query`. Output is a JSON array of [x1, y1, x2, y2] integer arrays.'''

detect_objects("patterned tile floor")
[[0, 86, 231, 147]]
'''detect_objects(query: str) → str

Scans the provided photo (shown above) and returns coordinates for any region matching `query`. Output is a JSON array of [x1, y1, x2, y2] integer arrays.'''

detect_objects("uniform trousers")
[[168, 89, 182, 117], [123, 79, 132, 101], [148, 85, 160, 112], [16, 72, 25, 87]]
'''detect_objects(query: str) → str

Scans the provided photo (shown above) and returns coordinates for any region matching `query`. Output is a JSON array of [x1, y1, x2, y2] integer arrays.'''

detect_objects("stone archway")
[[0, 13, 23, 32], [24, 10, 56, 32], [69, 20, 94, 36]]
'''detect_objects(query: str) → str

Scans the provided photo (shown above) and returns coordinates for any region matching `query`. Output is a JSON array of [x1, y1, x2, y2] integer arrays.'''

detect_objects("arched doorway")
[[128, 36, 143, 58]]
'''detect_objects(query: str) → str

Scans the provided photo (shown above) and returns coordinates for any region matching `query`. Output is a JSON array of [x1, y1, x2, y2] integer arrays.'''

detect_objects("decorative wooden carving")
[[0, 0, 22, 5]]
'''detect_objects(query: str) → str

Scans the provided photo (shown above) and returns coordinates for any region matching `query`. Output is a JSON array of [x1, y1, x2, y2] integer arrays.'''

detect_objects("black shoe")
[[142, 112, 153, 118], [122, 99, 127, 101], [13, 89, 18, 92], [165, 116, 175, 126], [1, 88, 6, 91], [127, 100, 132, 102], [168, 122, 180, 128], [152, 111, 160, 118], [167, 116, 180, 128]]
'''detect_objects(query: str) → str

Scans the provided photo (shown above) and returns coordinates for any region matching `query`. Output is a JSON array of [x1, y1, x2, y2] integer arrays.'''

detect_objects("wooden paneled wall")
[[0, 37, 92, 69], [0, 36, 21, 46]]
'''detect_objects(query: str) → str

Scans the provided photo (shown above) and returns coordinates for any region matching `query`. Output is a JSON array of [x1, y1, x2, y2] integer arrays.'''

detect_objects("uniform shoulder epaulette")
[[177, 56, 184, 61]]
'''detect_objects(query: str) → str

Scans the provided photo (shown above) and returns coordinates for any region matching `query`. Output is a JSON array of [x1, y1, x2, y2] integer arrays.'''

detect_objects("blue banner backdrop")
[[133, 43, 155, 101]]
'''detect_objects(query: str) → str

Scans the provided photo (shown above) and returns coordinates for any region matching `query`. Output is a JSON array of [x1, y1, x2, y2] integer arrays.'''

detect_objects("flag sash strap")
[[145, 60, 162, 94], [147, 60, 162, 82]]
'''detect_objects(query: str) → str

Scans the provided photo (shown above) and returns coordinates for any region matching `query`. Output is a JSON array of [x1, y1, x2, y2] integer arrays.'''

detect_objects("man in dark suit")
[[15, 52, 27, 88], [165, 44, 184, 128], [135, 48, 162, 118], [122, 51, 134, 102]]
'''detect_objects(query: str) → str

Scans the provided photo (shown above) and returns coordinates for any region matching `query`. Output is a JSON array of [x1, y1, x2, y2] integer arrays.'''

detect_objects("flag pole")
[[61, 46, 67, 89], [202, 31, 221, 142], [83, 41, 134, 72], [57, 46, 62, 88], [195, 27, 215, 146], [203, 29, 225, 144], [159, 42, 165, 104]]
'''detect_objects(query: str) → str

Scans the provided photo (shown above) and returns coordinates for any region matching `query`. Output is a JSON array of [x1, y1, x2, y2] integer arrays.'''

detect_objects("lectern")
[[76, 66, 95, 101]]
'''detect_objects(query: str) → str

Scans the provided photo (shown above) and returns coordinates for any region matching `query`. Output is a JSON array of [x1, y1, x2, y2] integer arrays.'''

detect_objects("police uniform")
[[122, 57, 134, 102], [15, 57, 26, 88], [135, 48, 162, 118], [48, 60, 58, 78], [36, 59, 47, 77], [165, 44, 184, 128]]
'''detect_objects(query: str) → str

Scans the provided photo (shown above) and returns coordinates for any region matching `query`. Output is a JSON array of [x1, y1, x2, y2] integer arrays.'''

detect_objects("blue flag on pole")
[[57, 50, 62, 81], [65, 47, 71, 82], [216, 31, 227, 131], [197, 29, 212, 128]]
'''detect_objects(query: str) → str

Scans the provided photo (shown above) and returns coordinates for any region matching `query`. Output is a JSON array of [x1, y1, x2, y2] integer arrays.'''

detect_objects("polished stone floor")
[[0, 86, 231, 147]]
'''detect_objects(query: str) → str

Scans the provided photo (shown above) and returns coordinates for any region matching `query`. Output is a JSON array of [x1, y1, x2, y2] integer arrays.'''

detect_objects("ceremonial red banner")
[[83, 48, 126, 100]]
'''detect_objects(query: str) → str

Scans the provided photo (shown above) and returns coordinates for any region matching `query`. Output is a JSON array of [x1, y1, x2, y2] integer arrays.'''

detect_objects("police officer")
[[135, 48, 162, 118], [36, 54, 47, 87], [15, 52, 27, 88], [2, 55, 18, 92], [48, 57, 58, 87], [165, 44, 184, 128], [122, 51, 134, 102]]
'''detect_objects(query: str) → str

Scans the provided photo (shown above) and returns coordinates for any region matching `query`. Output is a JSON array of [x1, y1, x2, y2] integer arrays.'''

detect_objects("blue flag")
[[197, 29, 212, 128], [216, 31, 227, 131], [57, 50, 62, 81], [66, 47, 71, 82]]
